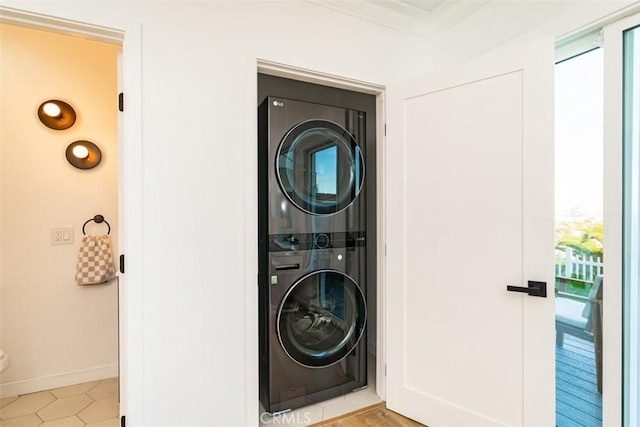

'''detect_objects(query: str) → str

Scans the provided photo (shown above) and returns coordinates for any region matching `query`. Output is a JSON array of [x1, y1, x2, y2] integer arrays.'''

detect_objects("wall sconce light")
[[37, 99, 76, 130], [66, 140, 101, 169]]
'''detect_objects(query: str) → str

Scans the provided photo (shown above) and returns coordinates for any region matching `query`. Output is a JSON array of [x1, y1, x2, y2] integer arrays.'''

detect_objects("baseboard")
[[0, 363, 118, 398]]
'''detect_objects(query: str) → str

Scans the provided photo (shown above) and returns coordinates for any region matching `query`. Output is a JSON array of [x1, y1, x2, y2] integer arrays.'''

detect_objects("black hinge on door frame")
[[384, 123, 386, 136], [119, 254, 125, 274], [118, 92, 124, 112], [120, 415, 126, 427]]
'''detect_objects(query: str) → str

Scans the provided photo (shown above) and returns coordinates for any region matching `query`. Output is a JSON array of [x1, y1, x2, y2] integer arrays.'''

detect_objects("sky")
[[554, 48, 604, 221]]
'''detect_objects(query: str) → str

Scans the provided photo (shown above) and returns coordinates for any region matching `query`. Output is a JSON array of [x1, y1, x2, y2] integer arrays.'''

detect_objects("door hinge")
[[384, 123, 387, 136], [121, 415, 126, 427], [118, 92, 124, 112], [385, 364, 387, 376], [119, 254, 125, 274]]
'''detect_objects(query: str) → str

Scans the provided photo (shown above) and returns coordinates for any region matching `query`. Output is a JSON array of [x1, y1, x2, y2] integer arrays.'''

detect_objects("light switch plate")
[[51, 227, 74, 245]]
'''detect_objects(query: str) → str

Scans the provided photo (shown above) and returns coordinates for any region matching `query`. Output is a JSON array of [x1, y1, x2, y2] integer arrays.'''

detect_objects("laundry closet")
[[257, 74, 378, 416]]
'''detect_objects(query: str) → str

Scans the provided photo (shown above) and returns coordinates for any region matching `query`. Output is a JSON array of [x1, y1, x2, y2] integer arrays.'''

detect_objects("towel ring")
[[82, 214, 111, 235]]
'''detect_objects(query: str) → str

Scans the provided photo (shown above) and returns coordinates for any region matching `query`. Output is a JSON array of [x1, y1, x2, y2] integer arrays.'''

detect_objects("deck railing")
[[554, 247, 603, 282]]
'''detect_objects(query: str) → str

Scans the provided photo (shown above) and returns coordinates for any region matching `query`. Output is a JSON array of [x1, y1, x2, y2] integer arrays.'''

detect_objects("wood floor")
[[313, 403, 425, 427], [556, 334, 601, 426]]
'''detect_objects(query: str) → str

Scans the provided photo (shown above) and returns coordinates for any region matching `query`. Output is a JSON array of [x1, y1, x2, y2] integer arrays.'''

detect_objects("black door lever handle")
[[506, 281, 547, 298]]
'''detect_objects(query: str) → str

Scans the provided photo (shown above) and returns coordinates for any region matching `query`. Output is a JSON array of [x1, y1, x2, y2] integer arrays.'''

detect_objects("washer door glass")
[[277, 270, 366, 368], [277, 120, 364, 215]]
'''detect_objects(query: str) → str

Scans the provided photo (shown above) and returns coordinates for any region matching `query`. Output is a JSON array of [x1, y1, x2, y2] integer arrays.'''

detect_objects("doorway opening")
[[0, 18, 123, 425], [256, 68, 385, 425], [554, 47, 604, 426]]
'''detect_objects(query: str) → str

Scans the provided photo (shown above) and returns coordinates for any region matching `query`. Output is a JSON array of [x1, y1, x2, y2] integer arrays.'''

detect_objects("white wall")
[[0, 23, 120, 397], [130, 4, 429, 426], [1, 1, 636, 426]]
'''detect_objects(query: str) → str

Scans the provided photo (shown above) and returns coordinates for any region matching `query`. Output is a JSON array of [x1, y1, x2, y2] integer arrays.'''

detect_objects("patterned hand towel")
[[76, 234, 116, 285]]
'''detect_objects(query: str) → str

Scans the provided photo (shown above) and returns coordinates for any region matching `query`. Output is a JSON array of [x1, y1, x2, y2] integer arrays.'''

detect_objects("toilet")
[[0, 350, 10, 373]]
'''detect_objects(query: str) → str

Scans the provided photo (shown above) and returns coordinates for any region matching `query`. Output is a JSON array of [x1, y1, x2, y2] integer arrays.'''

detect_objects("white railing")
[[555, 247, 603, 282]]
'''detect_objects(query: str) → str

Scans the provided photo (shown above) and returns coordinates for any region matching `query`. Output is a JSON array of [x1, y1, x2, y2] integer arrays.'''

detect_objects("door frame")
[[0, 5, 144, 423], [603, 11, 640, 425], [249, 58, 388, 420]]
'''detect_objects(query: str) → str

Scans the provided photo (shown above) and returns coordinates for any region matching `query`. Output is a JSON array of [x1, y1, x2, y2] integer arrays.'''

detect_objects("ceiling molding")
[[304, 0, 490, 39]]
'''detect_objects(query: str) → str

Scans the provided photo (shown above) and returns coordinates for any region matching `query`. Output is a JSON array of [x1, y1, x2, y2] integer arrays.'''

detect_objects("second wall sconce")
[[37, 99, 76, 130], [66, 140, 102, 169]]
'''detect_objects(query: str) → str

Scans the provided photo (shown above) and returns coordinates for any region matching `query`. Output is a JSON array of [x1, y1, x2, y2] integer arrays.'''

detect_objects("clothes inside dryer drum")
[[277, 270, 366, 368], [277, 120, 364, 215]]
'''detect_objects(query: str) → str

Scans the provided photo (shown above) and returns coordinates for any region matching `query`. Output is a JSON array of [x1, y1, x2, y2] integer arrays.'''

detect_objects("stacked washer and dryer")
[[258, 96, 369, 414]]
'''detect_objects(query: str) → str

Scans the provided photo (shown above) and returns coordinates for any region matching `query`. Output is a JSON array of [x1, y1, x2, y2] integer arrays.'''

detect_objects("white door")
[[386, 39, 556, 426]]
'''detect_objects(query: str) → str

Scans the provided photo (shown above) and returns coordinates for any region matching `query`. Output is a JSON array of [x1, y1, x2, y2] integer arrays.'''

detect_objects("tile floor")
[[0, 377, 119, 427], [259, 355, 382, 427]]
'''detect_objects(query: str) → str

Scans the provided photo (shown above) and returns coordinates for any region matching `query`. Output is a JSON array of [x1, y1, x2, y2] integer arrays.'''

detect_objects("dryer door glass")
[[277, 120, 364, 215], [277, 270, 366, 368]]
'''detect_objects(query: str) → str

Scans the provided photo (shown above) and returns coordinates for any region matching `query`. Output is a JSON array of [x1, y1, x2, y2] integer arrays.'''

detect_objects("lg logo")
[[272, 100, 284, 107]]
